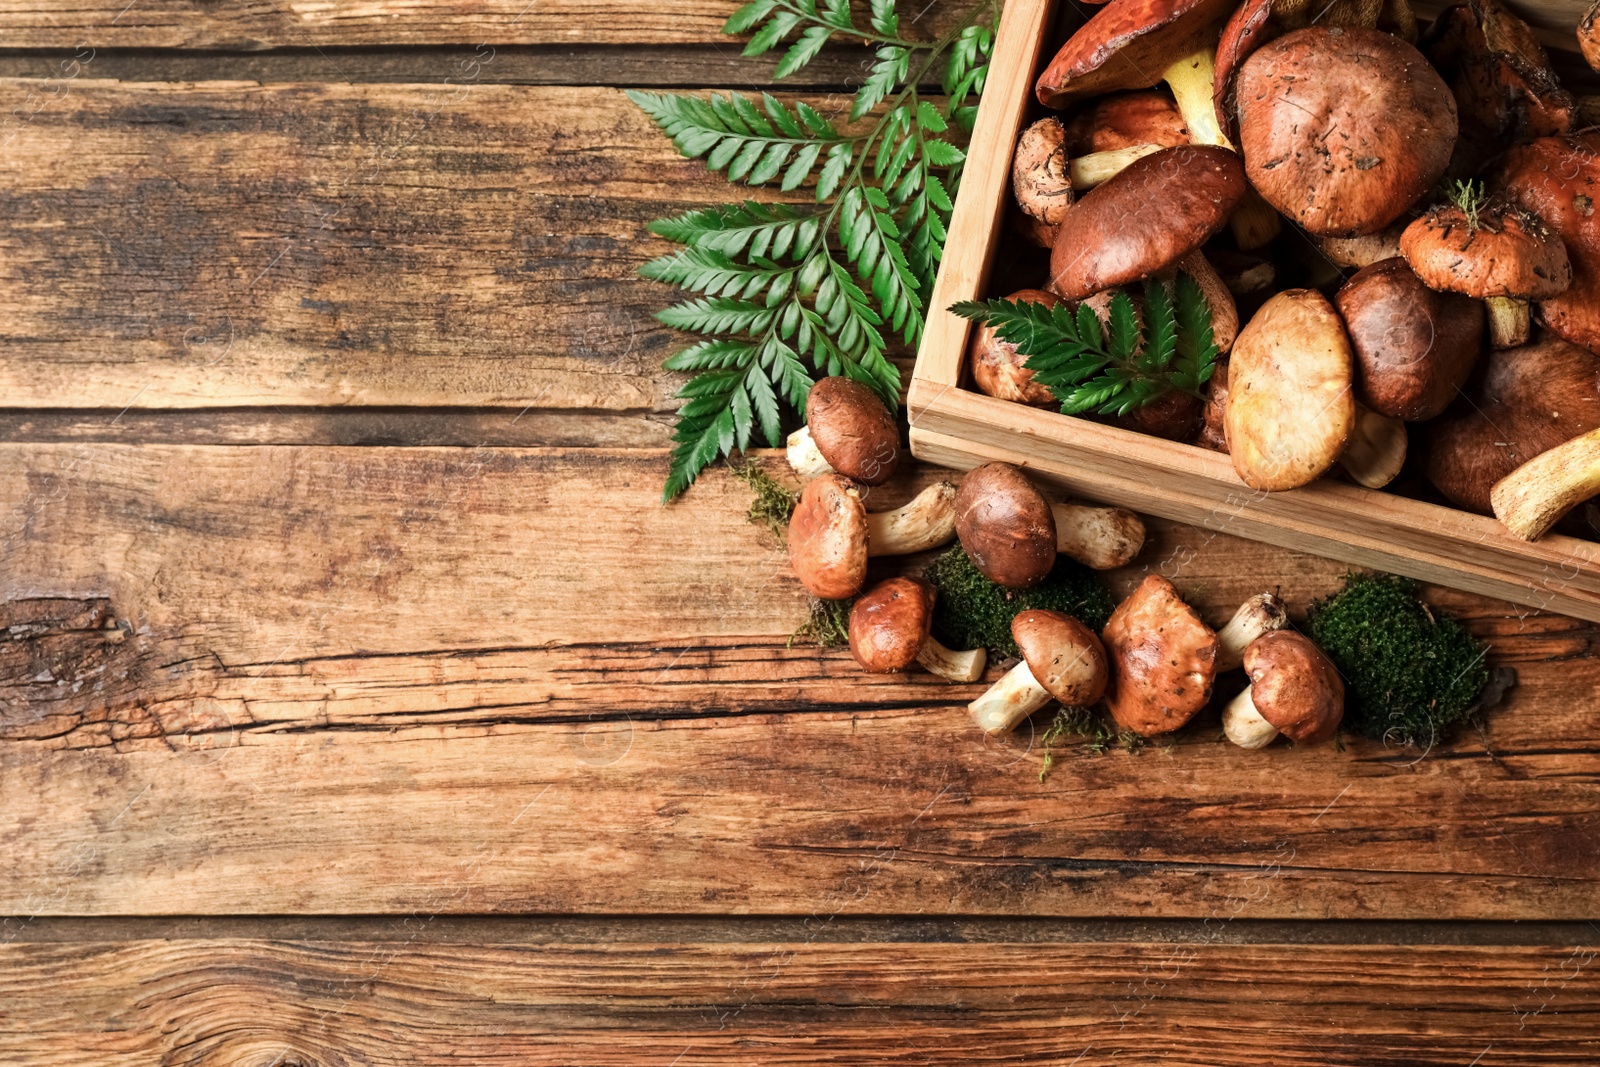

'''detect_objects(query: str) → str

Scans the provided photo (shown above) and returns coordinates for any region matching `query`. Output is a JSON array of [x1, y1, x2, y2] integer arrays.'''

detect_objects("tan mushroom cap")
[[1102, 574, 1219, 737], [1048, 145, 1246, 300], [1062, 89, 1191, 154], [1400, 203, 1571, 300], [1583, 0, 1600, 72], [1236, 27, 1457, 237], [1036, 0, 1237, 109], [1013, 118, 1075, 228], [787, 472, 867, 600], [1241, 631, 1345, 744], [954, 463, 1058, 589], [1012, 609, 1109, 706], [1225, 290, 1356, 491], [1497, 133, 1600, 355], [805, 377, 901, 486], [969, 289, 1060, 408], [848, 577, 935, 674], [1336, 256, 1485, 421]]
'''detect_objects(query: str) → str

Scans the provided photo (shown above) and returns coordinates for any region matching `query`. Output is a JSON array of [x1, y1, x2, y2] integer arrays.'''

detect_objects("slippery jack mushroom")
[[954, 463, 1058, 589], [849, 577, 986, 683], [1102, 574, 1219, 737], [1491, 427, 1600, 540], [1400, 192, 1571, 350], [785, 376, 901, 484], [968, 289, 1060, 407], [788, 474, 958, 599], [968, 610, 1108, 735], [1221, 631, 1345, 749]]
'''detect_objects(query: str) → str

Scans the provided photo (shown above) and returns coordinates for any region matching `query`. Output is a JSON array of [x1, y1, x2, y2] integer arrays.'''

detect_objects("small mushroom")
[[1013, 117, 1075, 233], [1492, 426, 1600, 540], [1062, 89, 1192, 154], [1048, 145, 1246, 300], [1316, 224, 1408, 271], [1236, 27, 1457, 237], [785, 376, 901, 484], [1400, 197, 1571, 350], [1050, 501, 1145, 569], [1497, 133, 1600, 357], [1224, 290, 1356, 492], [954, 463, 1057, 589], [1102, 574, 1219, 737], [1338, 404, 1409, 490], [968, 289, 1060, 408], [1335, 256, 1485, 421], [788, 475, 958, 598], [849, 577, 986, 682], [1214, 591, 1290, 672], [968, 610, 1108, 734], [1221, 631, 1345, 749]]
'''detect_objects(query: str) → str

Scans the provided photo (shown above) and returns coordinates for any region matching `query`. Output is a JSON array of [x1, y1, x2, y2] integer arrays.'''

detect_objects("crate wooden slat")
[[909, 0, 1600, 624]]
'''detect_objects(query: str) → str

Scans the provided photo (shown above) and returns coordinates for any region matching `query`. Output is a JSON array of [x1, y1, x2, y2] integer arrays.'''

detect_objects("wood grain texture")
[[1, 444, 1597, 919], [2, 938, 1597, 1065]]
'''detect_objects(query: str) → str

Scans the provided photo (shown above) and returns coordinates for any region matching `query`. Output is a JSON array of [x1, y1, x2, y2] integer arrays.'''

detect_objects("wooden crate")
[[908, 0, 1600, 622]]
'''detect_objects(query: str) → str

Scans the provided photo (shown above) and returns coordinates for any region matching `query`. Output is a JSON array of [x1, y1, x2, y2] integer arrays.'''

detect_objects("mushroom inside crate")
[[958, 0, 1600, 544]]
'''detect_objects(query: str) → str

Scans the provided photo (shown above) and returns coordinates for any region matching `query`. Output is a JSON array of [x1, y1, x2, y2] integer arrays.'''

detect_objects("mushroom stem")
[[1485, 296, 1532, 350], [866, 481, 958, 555], [968, 659, 1052, 734], [1338, 405, 1409, 489], [786, 427, 832, 479], [1214, 592, 1289, 672], [1222, 685, 1280, 749], [1069, 145, 1163, 189], [917, 636, 987, 683], [1490, 427, 1600, 540], [1049, 502, 1146, 569]]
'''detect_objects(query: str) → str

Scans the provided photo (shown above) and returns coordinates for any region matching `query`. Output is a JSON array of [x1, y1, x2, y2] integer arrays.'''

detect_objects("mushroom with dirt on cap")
[[1101, 574, 1219, 737], [787, 474, 959, 599], [1400, 185, 1571, 350], [849, 577, 986, 683], [954, 463, 1058, 590], [1221, 631, 1345, 749], [785, 376, 901, 484], [968, 610, 1109, 735], [1496, 132, 1600, 357]]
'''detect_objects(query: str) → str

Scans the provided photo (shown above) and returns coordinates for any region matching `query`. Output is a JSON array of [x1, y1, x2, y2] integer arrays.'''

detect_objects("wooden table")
[[0, 3, 1596, 1063]]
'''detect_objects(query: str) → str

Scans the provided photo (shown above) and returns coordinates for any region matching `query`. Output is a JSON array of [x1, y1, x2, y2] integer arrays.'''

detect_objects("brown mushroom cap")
[[1013, 117, 1075, 228], [1048, 145, 1246, 300], [954, 463, 1058, 589], [1212, 0, 1273, 138], [787, 472, 867, 600], [1336, 256, 1485, 421], [1242, 631, 1345, 744], [969, 289, 1061, 408], [1497, 134, 1600, 355], [1012, 609, 1110, 706], [1062, 89, 1191, 154], [1102, 574, 1219, 737], [1583, 0, 1600, 72], [1035, 0, 1237, 109], [805, 377, 901, 486], [848, 577, 935, 673], [1236, 28, 1457, 237], [1400, 203, 1572, 300], [1225, 289, 1356, 491], [1316, 223, 1408, 270]]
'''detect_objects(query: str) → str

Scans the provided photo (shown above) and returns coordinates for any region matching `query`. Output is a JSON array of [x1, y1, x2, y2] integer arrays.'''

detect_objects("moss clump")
[[1306, 572, 1490, 747], [790, 597, 852, 649], [924, 545, 1114, 658], [731, 460, 797, 539]]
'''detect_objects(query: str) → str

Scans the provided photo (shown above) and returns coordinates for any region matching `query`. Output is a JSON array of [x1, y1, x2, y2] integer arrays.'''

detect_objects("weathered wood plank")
[[1, 444, 1597, 918], [2, 938, 1597, 1065]]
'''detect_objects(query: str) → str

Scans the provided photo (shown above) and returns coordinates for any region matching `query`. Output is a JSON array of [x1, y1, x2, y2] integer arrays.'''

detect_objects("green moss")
[[790, 596, 852, 649], [731, 459, 797, 539], [1306, 572, 1490, 748], [924, 544, 1114, 657]]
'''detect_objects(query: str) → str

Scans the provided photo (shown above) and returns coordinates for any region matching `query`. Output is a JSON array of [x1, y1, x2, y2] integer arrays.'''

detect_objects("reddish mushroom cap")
[[1036, 0, 1238, 108], [1241, 631, 1345, 744], [1012, 609, 1110, 706], [1048, 145, 1246, 300], [848, 577, 935, 673], [787, 472, 868, 600], [805, 377, 901, 486], [953, 463, 1057, 589], [1102, 574, 1219, 737], [1400, 203, 1571, 300], [1497, 134, 1600, 355], [1212, 0, 1273, 137], [1236, 27, 1457, 237], [1062, 89, 1191, 154]]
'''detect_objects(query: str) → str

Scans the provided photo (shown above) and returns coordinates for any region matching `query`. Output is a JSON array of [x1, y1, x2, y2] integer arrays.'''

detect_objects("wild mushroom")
[[1335, 256, 1484, 421], [1493, 426, 1600, 539], [1050, 502, 1145, 569], [1194, 357, 1229, 453], [1224, 290, 1356, 492], [953, 463, 1057, 589], [1102, 574, 1219, 737], [968, 610, 1108, 734], [1236, 27, 1457, 237], [1063, 89, 1192, 154], [1214, 591, 1290, 671], [1497, 133, 1600, 356], [849, 577, 986, 682], [1013, 117, 1074, 239], [968, 288, 1060, 408], [1316, 224, 1408, 271], [1338, 405, 1409, 490], [1221, 631, 1345, 749], [1047, 145, 1246, 300], [786, 376, 901, 484], [1583, 0, 1599, 71], [787, 474, 958, 599], [1400, 192, 1571, 349]]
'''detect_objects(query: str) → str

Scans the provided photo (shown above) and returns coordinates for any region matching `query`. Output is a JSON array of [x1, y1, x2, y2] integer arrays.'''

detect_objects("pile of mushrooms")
[[982, 0, 1600, 540]]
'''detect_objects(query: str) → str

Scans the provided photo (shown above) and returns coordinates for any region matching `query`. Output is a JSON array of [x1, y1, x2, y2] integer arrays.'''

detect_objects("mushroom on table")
[[968, 610, 1109, 735], [1222, 631, 1345, 749], [1214, 591, 1289, 672], [849, 577, 986, 683], [785, 376, 901, 484], [953, 463, 1058, 589], [788, 474, 958, 599], [1102, 574, 1219, 737]]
